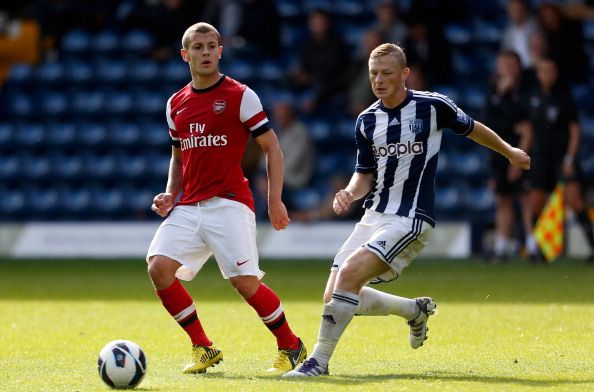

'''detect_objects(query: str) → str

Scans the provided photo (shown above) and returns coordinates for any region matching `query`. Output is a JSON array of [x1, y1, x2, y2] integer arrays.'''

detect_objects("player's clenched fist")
[[151, 193, 174, 217], [333, 189, 354, 215]]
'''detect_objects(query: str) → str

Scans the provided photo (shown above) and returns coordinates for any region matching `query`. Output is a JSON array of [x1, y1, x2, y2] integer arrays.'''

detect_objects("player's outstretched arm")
[[255, 129, 290, 231], [151, 146, 183, 217], [333, 172, 374, 215], [468, 121, 531, 170]]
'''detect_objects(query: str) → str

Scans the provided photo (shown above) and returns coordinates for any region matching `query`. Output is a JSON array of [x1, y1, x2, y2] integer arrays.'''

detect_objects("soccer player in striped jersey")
[[146, 22, 306, 374], [285, 43, 531, 377]]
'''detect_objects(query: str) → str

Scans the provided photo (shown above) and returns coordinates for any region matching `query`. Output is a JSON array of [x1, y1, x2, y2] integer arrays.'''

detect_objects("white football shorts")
[[332, 210, 433, 283], [146, 196, 263, 281]]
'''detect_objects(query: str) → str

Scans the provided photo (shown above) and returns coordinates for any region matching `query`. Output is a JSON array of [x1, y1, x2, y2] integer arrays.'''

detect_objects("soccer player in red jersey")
[[146, 22, 306, 374]]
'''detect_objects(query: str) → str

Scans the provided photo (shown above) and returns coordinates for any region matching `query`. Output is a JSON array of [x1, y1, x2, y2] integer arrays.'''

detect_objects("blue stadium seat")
[[94, 59, 127, 84], [279, 25, 307, 50], [572, 84, 594, 114], [161, 59, 188, 84], [14, 122, 45, 147], [307, 119, 332, 144], [124, 187, 154, 212], [133, 90, 164, 115], [5, 92, 34, 117], [0, 155, 19, 180], [60, 187, 92, 216], [473, 20, 503, 46], [143, 121, 169, 147], [84, 154, 117, 180], [92, 30, 119, 54], [275, 0, 303, 18], [435, 184, 465, 218], [63, 59, 93, 85], [0, 123, 14, 148], [145, 152, 170, 178], [61, 30, 92, 53], [108, 121, 140, 147], [433, 85, 461, 103], [35, 61, 65, 85], [0, 189, 26, 218], [6, 63, 34, 85], [46, 122, 77, 147], [40, 90, 69, 116], [290, 187, 324, 211], [77, 122, 108, 147], [224, 59, 256, 81], [70, 90, 105, 115], [460, 84, 487, 111], [117, 154, 148, 179], [584, 20, 594, 41], [93, 187, 125, 214], [464, 186, 495, 214], [52, 154, 84, 180], [303, 0, 332, 12], [21, 154, 51, 180], [121, 30, 154, 53], [444, 23, 473, 46], [451, 151, 489, 180], [104, 91, 133, 116], [257, 61, 284, 82], [28, 187, 60, 217], [127, 60, 159, 84]]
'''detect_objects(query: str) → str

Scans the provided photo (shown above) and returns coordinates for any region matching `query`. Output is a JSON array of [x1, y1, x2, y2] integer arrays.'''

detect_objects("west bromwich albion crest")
[[408, 119, 424, 134]]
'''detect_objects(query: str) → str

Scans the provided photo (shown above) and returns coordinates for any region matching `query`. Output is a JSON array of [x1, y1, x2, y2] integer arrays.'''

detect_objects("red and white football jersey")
[[165, 75, 269, 211]]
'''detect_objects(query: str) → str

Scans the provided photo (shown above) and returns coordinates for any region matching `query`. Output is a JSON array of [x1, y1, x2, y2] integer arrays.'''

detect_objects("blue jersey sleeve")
[[433, 93, 475, 136], [354, 116, 375, 173]]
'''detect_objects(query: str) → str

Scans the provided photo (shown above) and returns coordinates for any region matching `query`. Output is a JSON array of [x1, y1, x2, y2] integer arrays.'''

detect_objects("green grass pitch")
[[0, 258, 593, 391]]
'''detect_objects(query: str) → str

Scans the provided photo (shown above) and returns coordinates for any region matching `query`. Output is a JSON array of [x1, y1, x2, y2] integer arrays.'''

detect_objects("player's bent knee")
[[147, 255, 178, 283], [230, 275, 260, 298]]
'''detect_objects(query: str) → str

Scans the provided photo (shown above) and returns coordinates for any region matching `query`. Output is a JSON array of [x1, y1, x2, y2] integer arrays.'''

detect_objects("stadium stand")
[[0, 0, 592, 224]]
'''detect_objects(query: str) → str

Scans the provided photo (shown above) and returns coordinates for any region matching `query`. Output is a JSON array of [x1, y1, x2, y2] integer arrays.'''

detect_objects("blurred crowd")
[[1, 0, 593, 261]]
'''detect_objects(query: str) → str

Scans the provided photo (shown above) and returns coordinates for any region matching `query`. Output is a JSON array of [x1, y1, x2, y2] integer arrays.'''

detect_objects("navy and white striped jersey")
[[355, 89, 475, 227]]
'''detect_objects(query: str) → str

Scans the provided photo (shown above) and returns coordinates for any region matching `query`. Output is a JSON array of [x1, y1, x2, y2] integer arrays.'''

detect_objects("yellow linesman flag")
[[534, 183, 565, 262]]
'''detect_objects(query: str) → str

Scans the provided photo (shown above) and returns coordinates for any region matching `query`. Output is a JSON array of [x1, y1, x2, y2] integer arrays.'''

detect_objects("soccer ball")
[[97, 340, 147, 389]]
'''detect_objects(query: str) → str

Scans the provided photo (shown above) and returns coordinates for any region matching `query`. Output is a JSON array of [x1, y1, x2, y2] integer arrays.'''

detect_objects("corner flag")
[[534, 183, 565, 262]]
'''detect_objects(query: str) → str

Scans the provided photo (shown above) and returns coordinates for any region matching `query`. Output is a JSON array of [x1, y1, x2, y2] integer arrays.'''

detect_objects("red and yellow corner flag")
[[534, 183, 565, 262]]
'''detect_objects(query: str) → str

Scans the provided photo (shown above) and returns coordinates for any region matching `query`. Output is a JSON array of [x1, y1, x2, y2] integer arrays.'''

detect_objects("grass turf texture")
[[0, 258, 593, 392]]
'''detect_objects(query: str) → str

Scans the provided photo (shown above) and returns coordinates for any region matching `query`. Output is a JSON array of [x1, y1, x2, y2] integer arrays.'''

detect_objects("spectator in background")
[[537, 2, 588, 83], [347, 29, 383, 117], [403, 18, 453, 86], [371, 0, 407, 45], [290, 8, 351, 115], [274, 101, 315, 209], [483, 51, 533, 261], [522, 31, 549, 88], [406, 63, 428, 90], [204, 0, 280, 59], [524, 58, 594, 262], [292, 175, 365, 222], [500, 0, 540, 68], [123, 0, 204, 60]]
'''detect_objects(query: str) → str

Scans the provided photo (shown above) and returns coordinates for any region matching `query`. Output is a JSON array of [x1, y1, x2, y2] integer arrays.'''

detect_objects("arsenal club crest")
[[213, 100, 226, 114]]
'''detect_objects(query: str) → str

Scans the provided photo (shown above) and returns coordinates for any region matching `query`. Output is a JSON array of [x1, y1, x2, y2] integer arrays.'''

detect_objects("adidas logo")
[[322, 315, 336, 324], [377, 240, 386, 249], [389, 117, 400, 126]]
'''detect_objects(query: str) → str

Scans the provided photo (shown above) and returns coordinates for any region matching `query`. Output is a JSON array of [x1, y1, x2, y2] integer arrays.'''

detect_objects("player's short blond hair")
[[182, 22, 221, 49], [370, 43, 407, 69]]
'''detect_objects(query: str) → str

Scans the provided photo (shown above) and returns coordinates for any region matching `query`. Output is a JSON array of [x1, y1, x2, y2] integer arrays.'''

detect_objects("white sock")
[[526, 234, 538, 254], [355, 286, 417, 319], [310, 290, 359, 367], [494, 234, 509, 256]]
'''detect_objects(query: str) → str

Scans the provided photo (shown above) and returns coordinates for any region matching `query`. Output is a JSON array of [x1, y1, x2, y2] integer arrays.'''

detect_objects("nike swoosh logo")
[[176, 107, 188, 115], [236, 260, 249, 266]]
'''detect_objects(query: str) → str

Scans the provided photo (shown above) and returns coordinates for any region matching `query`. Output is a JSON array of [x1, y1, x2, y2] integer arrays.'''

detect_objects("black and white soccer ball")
[[97, 340, 147, 389]]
